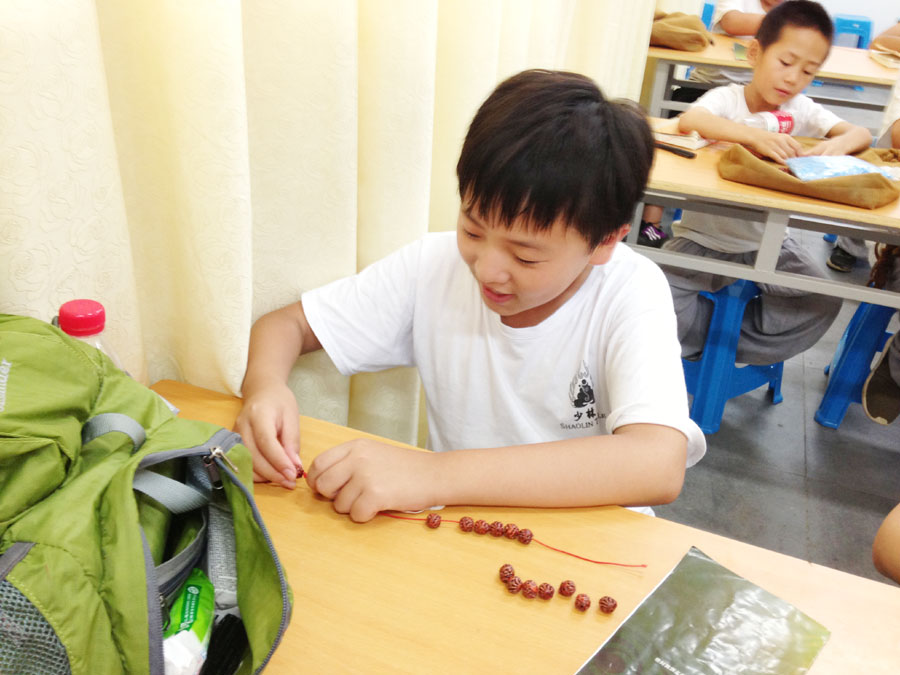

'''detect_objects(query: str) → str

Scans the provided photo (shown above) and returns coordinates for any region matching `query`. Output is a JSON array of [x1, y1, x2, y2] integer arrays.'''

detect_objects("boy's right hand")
[[234, 382, 303, 489], [746, 129, 804, 164]]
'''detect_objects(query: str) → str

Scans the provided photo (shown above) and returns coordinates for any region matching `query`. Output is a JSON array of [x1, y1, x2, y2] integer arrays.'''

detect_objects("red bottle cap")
[[58, 299, 106, 336]]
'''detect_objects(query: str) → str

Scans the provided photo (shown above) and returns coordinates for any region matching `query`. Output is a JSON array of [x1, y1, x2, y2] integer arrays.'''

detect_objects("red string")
[[379, 512, 646, 568]]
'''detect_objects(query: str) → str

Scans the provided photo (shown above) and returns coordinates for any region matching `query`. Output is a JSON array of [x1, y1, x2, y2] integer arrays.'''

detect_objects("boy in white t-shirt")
[[663, 0, 871, 365], [235, 70, 705, 522]]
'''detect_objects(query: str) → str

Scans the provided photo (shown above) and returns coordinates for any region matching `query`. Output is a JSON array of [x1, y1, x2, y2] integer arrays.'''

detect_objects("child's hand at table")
[[801, 136, 857, 157], [234, 382, 303, 489], [306, 439, 439, 522], [746, 129, 804, 164]]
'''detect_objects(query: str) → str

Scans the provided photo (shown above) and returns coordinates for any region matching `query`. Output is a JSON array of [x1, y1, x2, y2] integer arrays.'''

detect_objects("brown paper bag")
[[650, 11, 713, 52], [717, 143, 900, 209]]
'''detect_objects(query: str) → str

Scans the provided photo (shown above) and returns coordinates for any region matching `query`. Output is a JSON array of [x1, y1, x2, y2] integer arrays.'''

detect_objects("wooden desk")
[[635, 125, 900, 308], [152, 379, 900, 674], [647, 35, 896, 120]]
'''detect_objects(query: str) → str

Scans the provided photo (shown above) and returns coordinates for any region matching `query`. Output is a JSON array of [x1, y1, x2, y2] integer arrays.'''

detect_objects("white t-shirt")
[[690, 0, 767, 85], [673, 84, 843, 252], [302, 231, 706, 475], [877, 71, 900, 148]]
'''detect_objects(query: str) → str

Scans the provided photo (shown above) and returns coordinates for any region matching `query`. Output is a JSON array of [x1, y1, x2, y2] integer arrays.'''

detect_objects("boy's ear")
[[588, 223, 630, 265], [747, 39, 761, 66]]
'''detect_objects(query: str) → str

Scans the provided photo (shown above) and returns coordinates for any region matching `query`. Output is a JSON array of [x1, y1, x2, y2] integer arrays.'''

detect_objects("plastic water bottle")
[[56, 299, 125, 371], [741, 111, 794, 134]]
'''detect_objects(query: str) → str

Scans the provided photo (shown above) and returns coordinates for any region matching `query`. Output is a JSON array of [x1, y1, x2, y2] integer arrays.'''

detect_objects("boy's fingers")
[[281, 422, 303, 471], [248, 422, 298, 487]]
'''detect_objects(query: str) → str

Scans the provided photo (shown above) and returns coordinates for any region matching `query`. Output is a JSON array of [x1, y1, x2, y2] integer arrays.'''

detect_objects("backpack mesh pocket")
[[0, 579, 71, 675]]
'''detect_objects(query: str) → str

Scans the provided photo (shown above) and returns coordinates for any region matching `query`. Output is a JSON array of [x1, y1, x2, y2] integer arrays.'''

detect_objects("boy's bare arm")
[[235, 301, 322, 487], [305, 424, 688, 522], [803, 121, 872, 157], [679, 106, 804, 162], [873, 502, 900, 583], [718, 11, 764, 37]]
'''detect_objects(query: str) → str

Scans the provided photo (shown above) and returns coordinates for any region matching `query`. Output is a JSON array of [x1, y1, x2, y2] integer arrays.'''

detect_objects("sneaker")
[[638, 221, 668, 248], [826, 245, 857, 273], [862, 333, 900, 425]]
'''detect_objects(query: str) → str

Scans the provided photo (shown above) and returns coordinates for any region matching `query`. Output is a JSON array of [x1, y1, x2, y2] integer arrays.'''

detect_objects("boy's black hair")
[[756, 0, 833, 49], [456, 69, 653, 249]]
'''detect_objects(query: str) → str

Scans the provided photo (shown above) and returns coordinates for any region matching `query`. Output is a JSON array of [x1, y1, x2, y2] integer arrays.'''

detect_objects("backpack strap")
[[82, 412, 147, 451], [133, 470, 209, 513]]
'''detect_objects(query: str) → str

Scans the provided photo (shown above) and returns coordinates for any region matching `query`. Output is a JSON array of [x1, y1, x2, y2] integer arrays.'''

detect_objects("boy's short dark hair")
[[756, 0, 833, 49], [456, 69, 653, 249]]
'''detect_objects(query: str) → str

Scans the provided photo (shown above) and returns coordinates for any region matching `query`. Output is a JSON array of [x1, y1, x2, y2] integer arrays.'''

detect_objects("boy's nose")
[[474, 250, 511, 286]]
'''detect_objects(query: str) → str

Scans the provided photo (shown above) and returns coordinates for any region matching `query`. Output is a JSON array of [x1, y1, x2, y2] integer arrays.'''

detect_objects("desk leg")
[[648, 59, 672, 119], [755, 212, 788, 273]]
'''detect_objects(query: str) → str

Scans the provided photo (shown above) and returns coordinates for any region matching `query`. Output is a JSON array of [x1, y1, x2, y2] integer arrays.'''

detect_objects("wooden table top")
[[648, 35, 896, 86], [649, 119, 900, 234], [151, 379, 900, 674]]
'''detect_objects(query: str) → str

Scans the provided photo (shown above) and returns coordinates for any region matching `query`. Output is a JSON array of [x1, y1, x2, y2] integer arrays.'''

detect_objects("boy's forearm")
[[828, 123, 873, 155], [718, 11, 763, 37], [679, 108, 755, 145], [241, 302, 320, 396], [431, 425, 687, 509]]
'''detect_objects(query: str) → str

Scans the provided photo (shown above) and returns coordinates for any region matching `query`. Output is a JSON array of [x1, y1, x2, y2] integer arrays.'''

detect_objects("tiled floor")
[[654, 230, 900, 586]]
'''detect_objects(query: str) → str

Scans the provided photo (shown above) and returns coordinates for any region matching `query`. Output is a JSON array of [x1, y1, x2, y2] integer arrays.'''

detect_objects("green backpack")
[[0, 314, 291, 674]]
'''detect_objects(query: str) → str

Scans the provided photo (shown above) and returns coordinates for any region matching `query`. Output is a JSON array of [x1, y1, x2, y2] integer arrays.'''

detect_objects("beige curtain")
[[0, 0, 654, 446]]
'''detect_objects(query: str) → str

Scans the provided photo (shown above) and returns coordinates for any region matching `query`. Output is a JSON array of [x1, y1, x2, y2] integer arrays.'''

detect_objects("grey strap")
[[0, 542, 34, 581], [82, 413, 146, 451], [156, 515, 208, 600], [133, 470, 210, 514]]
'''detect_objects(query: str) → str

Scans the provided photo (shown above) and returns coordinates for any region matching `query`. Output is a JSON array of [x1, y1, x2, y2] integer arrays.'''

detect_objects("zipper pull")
[[209, 445, 239, 473], [203, 454, 223, 490]]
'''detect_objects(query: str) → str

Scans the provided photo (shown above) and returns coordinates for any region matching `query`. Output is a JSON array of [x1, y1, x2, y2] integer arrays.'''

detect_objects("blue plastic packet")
[[785, 155, 899, 182]]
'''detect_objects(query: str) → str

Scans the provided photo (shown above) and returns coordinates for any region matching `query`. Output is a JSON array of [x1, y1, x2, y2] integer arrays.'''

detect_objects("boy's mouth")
[[482, 285, 514, 304]]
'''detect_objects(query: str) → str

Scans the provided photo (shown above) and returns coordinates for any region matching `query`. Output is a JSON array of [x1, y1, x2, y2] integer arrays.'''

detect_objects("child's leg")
[[737, 235, 843, 364], [863, 255, 900, 424], [661, 237, 744, 359]]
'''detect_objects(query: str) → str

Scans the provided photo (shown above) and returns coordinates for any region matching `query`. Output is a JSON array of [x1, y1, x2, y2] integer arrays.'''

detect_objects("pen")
[[654, 141, 696, 159]]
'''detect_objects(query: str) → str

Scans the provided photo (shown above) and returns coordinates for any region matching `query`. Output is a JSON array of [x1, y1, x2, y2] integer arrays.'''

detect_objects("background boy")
[[640, 0, 784, 248], [236, 69, 705, 522], [663, 0, 871, 365]]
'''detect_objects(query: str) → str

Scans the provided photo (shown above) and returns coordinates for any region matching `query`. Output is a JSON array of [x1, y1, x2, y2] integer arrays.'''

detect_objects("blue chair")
[[823, 233, 837, 244], [815, 302, 895, 429], [683, 280, 784, 434], [833, 14, 873, 49]]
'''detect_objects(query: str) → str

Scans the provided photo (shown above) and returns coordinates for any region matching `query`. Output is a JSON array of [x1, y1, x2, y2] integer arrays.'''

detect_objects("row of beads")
[[499, 564, 617, 613], [426, 513, 533, 544]]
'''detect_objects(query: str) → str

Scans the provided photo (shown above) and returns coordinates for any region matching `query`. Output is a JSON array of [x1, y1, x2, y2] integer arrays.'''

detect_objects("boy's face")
[[748, 26, 830, 108], [456, 204, 624, 328]]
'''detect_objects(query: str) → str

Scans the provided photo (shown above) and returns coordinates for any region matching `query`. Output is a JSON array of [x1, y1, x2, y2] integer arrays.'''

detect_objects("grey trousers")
[[662, 235, 843, 365], [885, 256, 900, 387], [836, 236, 869, 259]]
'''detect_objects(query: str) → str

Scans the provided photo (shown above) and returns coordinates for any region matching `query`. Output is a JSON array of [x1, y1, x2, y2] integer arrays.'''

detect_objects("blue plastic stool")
[[683, 279, 784, 434], [833, 14, 872, 49], [814, 302, 894, 429], [701, 2, 715, 30], [823, 233, 837, 244]]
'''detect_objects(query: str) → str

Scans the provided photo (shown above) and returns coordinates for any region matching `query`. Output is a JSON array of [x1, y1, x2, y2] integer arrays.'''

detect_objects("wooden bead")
[[507, 576, 522, 594], [425, 513, 441, 529], [503, 523, 519, 539], [516, 528, 533, 545], [499, 564, 515, 583], [474, 519, 490, 535], [598, 596, 618, 614], [574, 594, 591, 611], [559, 580, 576, 597], [489, 521, 505, 537], [459, 516, 474, 532], [538, 583, 555, 600], [521, 580, 538, 599]]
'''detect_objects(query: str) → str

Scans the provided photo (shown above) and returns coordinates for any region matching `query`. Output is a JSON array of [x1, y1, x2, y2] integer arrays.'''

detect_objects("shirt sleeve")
[[691, 84, 741, 120], [877, 75, 900, 147], [301, 238, 423, 376], [601, 260, 706, 467], [789, 94, 843, 138]]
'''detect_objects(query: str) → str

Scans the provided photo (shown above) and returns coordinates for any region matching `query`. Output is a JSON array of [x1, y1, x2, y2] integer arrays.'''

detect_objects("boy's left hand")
[[305, 439, 439, 522], [801, 137, 854, 157]]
